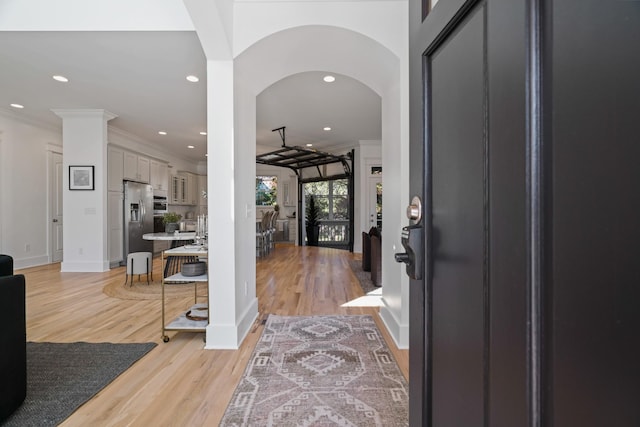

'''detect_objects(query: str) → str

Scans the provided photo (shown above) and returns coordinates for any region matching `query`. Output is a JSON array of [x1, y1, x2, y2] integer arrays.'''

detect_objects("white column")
[[205, 60, 258, 349], [53, 109, 116, 272]]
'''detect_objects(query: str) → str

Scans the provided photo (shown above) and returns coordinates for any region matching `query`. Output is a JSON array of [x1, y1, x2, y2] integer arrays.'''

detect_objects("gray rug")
[[220, 315, 408, 426], [2, 342, 156, 427], [348, 259, 378, 294]]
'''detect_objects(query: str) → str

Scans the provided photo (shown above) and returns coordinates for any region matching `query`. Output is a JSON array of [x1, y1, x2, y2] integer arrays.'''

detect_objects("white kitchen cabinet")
[[123, 151, 150, 183], [150, 160, 169, 193], [107, 146, 124, 192], [289, 217, 298, 244], [186, 173, 198, 205], [171, 172, 198, 205], [171, 174, 188, 205], [198, 174, 207, 206], [171, 174, 181, 204], [108, 191, 124, 267]]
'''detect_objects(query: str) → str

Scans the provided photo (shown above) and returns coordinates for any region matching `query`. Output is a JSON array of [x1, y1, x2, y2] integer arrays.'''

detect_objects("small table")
[[161, 245, 208, 342]]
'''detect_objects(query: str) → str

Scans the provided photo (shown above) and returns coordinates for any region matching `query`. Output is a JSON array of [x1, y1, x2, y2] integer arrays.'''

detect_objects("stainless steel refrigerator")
[[122, 181, 153, 262]]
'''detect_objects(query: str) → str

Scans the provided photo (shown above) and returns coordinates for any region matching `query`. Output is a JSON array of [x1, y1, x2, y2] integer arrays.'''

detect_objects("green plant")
[[305, 196, 320, 227], [162, 212, 182, 225]]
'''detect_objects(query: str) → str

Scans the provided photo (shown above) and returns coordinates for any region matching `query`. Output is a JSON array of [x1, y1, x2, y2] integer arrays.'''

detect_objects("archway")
[[233, 25, 409, 347]]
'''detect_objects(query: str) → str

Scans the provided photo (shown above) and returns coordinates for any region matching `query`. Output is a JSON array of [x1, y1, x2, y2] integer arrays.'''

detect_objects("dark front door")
[[408, 0, 528, 425], [409, 0, 640, 426]]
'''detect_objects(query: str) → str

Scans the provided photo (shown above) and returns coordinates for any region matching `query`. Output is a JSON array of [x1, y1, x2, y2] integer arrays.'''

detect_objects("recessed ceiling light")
[[306, 143, 313, 147], [10, 103, 24, 109], [323, 75, 336, 83], [52, 75, 69, 82], [200, 131, 207, 135], [158, 131, 167, 135], [186, 75, 199, 83], [187, 145, 195, 149], [323, 127, 332, 131]]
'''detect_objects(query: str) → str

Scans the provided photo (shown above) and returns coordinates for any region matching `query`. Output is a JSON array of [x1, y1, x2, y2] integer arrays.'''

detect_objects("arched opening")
[[230, 25, 408, 346]]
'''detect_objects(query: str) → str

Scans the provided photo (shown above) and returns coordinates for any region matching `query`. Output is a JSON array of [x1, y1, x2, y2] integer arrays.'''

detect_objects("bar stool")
[[124, 252, 153, 286], [256, 211, 272, 257]]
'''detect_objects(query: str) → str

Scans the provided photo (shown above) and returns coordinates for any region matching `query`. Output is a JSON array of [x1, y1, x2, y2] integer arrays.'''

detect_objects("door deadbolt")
[[406, 196, 422, 223]]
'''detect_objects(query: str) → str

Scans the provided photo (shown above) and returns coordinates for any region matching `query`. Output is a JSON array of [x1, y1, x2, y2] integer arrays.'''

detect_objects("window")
[[256, 176, 277, 206], [304, 179, 349, 220]]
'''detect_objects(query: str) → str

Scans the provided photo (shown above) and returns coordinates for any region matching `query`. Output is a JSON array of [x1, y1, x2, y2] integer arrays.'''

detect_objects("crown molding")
[[0, 107, 62, 133]]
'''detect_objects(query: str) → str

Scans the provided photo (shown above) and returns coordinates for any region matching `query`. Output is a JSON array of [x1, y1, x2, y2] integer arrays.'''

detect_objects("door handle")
[[53, 219, 59, 223], [395, 196, 424, 280]]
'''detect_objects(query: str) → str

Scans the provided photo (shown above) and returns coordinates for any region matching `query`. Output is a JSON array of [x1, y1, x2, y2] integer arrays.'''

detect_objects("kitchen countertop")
[[143, 232, 196, 240]]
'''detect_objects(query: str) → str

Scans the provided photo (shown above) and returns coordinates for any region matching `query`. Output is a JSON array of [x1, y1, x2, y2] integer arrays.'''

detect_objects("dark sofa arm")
[[0, 274, 27, 422], [0, 254, 13, 277]]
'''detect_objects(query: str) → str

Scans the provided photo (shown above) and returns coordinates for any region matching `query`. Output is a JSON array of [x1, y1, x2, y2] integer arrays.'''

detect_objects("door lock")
[[394, 223, 423, 280], [406, 196, 422, 223]]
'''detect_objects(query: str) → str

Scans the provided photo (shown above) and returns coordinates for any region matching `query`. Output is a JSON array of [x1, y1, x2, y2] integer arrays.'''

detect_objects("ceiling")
[[0, 31, 381, 163]]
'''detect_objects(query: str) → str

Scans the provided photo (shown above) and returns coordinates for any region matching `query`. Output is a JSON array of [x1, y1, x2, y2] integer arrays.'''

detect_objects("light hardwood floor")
[[17, 244, 408, 426]]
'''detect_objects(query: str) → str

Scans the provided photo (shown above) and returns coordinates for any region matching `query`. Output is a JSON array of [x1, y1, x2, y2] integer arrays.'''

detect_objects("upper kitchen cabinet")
[[186, 173, 198, 205], [107, 146, 124, 192], [198, 174, 207, 207], [150, 160, 169, 194], [170, 172, 199, 205], [124, 151, 150, 183], [171, 174, 187, 205]]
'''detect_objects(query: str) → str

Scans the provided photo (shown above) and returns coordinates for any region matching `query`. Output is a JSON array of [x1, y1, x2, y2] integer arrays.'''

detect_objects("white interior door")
[[50, 152, 63, 262]]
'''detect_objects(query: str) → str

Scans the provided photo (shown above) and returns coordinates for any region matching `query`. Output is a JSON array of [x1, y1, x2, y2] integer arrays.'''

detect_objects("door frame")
[[48, 147, 64, 263], [367, 174, 382, 231]]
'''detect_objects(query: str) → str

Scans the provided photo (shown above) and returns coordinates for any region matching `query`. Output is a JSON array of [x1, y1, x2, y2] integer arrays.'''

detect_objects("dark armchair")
[[370, 235, 382, 287], [0, 255, 27, 422], [361, 227, 381, 272]]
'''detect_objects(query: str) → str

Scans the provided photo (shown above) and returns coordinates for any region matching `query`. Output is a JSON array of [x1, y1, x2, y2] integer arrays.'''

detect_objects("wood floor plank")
[[16, 244, 408, 426]]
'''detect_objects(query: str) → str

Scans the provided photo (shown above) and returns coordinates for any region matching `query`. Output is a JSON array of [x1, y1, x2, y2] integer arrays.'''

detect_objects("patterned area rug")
[[220, 315, 409, 426], [347, 259, 378, 295]]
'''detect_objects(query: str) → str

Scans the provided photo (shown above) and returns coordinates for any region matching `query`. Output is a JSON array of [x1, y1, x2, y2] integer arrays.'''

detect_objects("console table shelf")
[[161, 246, 208, 342]]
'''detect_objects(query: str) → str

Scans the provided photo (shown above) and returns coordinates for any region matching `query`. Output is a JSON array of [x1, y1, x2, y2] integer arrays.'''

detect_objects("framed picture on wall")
[[69, 165, 95, 190]]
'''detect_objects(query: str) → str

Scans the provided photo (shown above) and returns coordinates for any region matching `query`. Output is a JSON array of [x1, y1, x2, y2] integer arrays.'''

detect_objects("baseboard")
[[205, 297, 258, 350], [379, 303, 409, 349], [13, 255, 50, 270], [61, 260, 110, 272]]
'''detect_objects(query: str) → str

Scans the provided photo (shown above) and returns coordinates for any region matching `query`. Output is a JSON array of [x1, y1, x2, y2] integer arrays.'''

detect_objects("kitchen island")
[[143, 232, 198, 277], [143, 232, 196, 243]]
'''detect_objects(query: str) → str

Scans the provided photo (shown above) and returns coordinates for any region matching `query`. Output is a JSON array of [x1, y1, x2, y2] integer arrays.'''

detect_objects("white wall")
[[0, 109, 203, 270], [0, 111, 62, 269], [55, 109, 116, 272]]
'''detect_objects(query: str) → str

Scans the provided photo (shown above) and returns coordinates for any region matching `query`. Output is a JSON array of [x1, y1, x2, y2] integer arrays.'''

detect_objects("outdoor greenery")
[[256, 176, 278, 206], [303, 179, 349, 220]]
